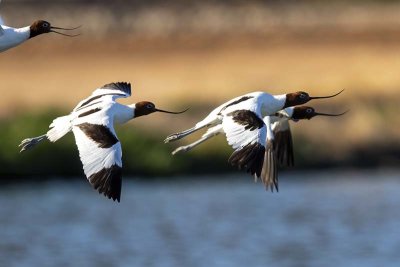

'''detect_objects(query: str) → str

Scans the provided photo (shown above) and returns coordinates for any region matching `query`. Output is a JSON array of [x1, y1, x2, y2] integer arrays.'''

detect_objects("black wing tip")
[[275, 130, 295, 168], [228, 142, 266, 178], [104, 192, 121, 202], [89, 164, 122, 202], [101, 82, 131, 95], [266, 178, 279, 192], [259, 142, 279, 192]]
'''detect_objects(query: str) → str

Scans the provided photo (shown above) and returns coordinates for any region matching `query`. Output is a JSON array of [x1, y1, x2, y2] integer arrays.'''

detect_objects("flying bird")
[[271, 106, 348, 168], [0, 2, 80, 53], [19, 82, 187, 202], [171, 105, 347, 190], [165, 90, 344, 189]]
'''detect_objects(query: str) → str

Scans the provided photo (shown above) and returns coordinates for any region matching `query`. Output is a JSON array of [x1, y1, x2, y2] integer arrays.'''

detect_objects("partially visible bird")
[[19, 82, 187, 202], [271, 106, 348, 168], [0, 3, 80, 53], [171, 106, 347, 190], [165, 89, 344, 189]]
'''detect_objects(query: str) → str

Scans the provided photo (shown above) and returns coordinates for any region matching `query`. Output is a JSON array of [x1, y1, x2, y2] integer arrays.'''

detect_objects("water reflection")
[[0, 170, 399, 267]]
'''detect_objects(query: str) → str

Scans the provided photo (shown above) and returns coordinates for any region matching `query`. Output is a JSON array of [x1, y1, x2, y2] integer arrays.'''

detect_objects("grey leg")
[[19, 134, 47, 153], [164, 124, 209, 143], [171, 134, 216, 155]]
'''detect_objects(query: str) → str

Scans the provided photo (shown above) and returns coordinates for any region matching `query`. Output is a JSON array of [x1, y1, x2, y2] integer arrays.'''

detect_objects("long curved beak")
[[155, 108, 190, 114], [314, 110, 349, 117], [310, 89, 345, 100], [50, 25, 81, 37]]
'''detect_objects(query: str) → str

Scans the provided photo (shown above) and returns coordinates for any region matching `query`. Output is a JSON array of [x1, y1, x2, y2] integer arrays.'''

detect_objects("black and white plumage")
[[271, 106, 348, 168], [0, 3, 80, 53], [166, 89, 346, 190], [19, 82, 186, 202]]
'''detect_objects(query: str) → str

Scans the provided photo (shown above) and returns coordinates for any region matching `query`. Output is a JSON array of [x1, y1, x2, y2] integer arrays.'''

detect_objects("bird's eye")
[[43, 23, 49, 28], [299, 94, 306, 99], [146, 104, 153, 109], [306, 108, 312, 113]]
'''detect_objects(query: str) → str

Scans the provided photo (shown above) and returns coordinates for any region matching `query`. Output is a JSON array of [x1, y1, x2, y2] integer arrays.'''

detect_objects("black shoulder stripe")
[[89, 164, 122, 202], [219, 96, 254, 113], [77, 95, 104, 110], [228, 142, 265, 177], [78, 107, 102, 118], [76, 93, 126, 110], [77, 123, 119, 148], [101, 82, 131, 96], [228, 110, 264, 131], [75, 101, 102, 111]]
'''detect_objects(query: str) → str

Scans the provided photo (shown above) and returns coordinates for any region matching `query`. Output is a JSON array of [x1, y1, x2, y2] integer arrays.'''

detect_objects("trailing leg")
[[164, 124, 209, 143], [19, 135, 47, 152], [171, 124, 223, 154]]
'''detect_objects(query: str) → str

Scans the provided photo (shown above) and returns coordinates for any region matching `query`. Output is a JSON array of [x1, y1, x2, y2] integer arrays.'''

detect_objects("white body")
[[0, 23, 30, 52], [19, 82, 135, 202], [177, 106, 295, 149], [167, 91, 288, 190], [47, 85, 135, 176], [189, 92, 287, 152], [195, 92, 286, 129]]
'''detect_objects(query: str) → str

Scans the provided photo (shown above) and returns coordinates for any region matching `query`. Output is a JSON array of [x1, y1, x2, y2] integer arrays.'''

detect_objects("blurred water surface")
[[1, 171, 400, 267]]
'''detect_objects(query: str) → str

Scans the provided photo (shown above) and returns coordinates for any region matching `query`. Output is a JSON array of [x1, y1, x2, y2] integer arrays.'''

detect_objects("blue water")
[[1, 170, 399, 267]]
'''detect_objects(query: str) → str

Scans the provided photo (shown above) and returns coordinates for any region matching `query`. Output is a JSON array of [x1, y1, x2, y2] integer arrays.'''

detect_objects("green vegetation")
[[0, 107, 398, 181], [0, 109, 233, 180]]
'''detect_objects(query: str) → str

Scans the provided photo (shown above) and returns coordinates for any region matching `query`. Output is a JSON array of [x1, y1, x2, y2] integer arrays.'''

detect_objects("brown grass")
[[1, 34, 400, 106], [1, 32, 399, 154]]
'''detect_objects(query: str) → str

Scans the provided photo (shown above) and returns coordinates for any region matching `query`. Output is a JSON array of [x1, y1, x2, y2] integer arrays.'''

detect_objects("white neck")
[[15, 26, 31, 40], [14, 26, 31, 43], [281, 107, 294, 118], [260, 93, 287, 116], [113, 104, 135, 124], [0, 26, 31, 52]]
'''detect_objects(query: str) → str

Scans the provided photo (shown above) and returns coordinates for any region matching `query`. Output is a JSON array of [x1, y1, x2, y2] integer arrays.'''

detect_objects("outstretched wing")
[[73, 82, 131, 112], [0, 0, 4, 36], [0, 16, 4, 36], [222, 109, 268, 182], [260, 116, 278, 191], [72, 108, 123, 202], [272, 118, 294, 167]]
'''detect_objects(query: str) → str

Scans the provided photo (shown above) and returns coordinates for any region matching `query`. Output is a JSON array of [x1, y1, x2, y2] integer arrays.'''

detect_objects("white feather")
[[0, 25, 31, 52], [47, 115, 72, 142], [72, 126, 122, 178], [222, 111, 266, 151]]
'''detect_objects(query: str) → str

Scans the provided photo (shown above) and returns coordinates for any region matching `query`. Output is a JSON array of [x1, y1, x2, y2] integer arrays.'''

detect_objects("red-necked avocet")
[[0, 2, 80, 53], [165, 90, 345, 190], [19, 82, 187, 202]]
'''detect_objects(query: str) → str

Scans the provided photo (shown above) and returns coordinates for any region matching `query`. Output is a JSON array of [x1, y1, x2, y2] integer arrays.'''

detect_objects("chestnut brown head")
[[29, 20, 81, 38], [291, 106, 348, 121], [284, 89, 345, 108], [134, 101, 188, 117]]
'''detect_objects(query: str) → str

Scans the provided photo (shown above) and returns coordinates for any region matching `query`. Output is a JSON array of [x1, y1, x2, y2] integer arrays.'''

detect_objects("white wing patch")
[[222, 109, 266, 178], [223, 113, 265, 150], [72, 120, 123, 202]]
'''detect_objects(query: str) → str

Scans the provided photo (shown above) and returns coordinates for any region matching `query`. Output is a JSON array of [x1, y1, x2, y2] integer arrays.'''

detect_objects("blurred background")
[[0, 0, 399, 266]]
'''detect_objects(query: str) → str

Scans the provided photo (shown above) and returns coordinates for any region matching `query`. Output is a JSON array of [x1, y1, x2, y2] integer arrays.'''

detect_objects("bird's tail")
[[47, 115, 72, 142]]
